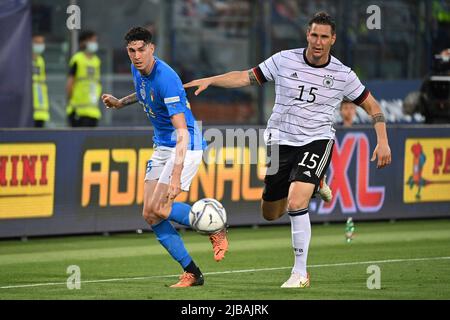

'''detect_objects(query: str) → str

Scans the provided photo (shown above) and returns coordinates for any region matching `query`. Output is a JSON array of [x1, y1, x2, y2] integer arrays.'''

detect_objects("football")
[[189, 198, 227, 234]]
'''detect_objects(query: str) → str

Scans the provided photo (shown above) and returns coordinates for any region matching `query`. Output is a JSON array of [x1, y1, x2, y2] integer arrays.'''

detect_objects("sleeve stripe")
[[253, 66, 267, 84], [353, 88, 370, 105], [271, 56, 279, 71]]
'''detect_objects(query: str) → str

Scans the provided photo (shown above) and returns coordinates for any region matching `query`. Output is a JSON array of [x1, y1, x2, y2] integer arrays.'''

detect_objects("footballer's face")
[[127, 40, 155, 74], [306, 23, 336, 61]]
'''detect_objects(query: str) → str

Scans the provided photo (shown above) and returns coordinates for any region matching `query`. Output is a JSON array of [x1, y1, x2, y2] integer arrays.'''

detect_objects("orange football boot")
[[170, 272, 204, 288], [209, 228, 229, 262]]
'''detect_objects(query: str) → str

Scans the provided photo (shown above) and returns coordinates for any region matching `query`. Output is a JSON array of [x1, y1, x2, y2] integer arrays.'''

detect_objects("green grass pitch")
[[0, 219, 449, 300]]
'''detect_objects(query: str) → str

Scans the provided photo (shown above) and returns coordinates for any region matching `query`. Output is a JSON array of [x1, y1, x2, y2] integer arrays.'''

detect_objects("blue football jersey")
[[131, 57, 206, 150]]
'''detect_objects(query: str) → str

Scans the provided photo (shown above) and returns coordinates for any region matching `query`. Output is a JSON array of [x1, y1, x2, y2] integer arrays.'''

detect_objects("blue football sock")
[[151, 219, 192, 268], [168, 202, 191, 227]]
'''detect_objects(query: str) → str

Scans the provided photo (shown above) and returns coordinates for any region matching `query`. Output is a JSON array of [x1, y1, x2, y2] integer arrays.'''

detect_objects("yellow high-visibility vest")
[[32, 55, 50, 121], [66, 51, 102, 119]]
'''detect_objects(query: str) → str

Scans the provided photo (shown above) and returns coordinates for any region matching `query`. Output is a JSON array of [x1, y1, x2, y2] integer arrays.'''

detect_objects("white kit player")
[[184, 12, 391, 288]]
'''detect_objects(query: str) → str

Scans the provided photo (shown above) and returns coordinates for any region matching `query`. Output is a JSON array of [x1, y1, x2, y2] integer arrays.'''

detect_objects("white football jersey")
[[256, 48, 368, 146]]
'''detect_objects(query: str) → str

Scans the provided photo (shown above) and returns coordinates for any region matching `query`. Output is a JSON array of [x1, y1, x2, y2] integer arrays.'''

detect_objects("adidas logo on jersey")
[[303, 171, 311, 177], [290, 72, 298, 78]]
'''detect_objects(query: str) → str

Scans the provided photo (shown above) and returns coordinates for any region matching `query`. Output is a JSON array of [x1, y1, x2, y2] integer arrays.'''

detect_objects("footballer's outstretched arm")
[[183, 69, 262, 96], [102, 92, 137, 109], [359, 93, 392, 169]]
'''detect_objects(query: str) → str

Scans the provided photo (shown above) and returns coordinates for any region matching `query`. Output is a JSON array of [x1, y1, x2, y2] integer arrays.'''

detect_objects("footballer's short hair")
[[124, 27, 153, 45], [308, 11, 336, 34]]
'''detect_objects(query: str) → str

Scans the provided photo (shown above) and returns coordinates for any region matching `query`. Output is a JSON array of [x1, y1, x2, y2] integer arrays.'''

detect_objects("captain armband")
[[248, 69, 259, 85], [248, 67, 267, 86]]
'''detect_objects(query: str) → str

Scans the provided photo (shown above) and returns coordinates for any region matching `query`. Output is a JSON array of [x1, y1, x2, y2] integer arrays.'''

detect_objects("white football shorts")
[[144, 146, 203, 191]]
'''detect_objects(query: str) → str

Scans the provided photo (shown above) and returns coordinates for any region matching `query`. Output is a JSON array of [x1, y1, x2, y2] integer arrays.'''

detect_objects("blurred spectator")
[[413, 48, 450, 123], [144, 21, 157, 45], [433, 48, 450, 73], [66, 30, 102, 127], [32, 33, 50, 128], [223, 0, 250, 37], [432, 0, 450, 54], [338, 101, 356, 127], [403, 90, 421, 116], [273, 0, 300, 23]]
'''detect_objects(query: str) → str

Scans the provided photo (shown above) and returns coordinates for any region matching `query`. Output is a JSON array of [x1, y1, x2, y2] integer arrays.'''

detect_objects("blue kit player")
[[101, 27, 229, 288]]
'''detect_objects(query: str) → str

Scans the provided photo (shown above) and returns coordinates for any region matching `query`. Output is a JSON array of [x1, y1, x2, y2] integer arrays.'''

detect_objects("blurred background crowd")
[[2, 0, 450, 128]]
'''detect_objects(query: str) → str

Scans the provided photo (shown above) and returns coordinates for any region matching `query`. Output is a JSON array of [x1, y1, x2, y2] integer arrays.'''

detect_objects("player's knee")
[[142, 202, 157, 223], [287, 197, 309, 211], [142, 209, 151, 224]]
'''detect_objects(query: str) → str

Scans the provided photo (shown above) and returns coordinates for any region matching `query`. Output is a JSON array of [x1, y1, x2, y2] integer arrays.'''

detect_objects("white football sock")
[[288, 208, 311, 277]]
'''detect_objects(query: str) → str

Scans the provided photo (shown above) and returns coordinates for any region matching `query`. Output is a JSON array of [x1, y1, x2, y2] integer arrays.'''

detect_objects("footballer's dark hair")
[[78, 30, 97, 44], [308, 11, 336, 34], [124, 27, 153, 44]]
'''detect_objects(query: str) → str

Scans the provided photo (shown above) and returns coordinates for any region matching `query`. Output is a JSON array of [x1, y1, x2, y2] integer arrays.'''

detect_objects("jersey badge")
[[323, 75, 334, 88], [150, 89, 155, 102]]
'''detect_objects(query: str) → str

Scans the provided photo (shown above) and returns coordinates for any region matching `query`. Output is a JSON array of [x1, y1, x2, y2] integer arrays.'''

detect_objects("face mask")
[[86, 41, 98, 53], [32, 43, 45, 55]]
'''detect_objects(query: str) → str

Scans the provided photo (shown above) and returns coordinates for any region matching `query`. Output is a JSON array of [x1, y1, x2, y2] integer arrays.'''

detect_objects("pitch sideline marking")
[[1, 256, 449, 289]]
